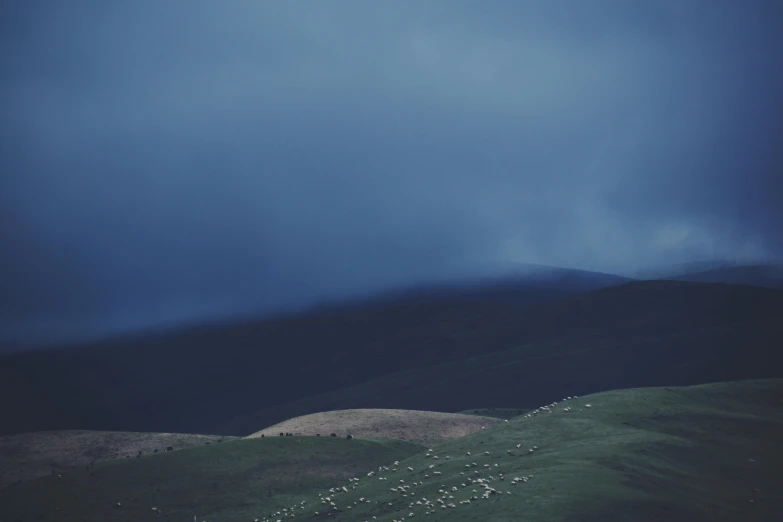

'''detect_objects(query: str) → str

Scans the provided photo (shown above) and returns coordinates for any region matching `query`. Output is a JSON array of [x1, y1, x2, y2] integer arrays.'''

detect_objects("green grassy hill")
[[0, 430, 238, 488], [0, 436, 421, 522], [2, 379, 781, 522]]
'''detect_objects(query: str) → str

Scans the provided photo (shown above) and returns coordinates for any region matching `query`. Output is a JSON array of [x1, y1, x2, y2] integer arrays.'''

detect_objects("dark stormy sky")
[[2, 1, 782, 348]]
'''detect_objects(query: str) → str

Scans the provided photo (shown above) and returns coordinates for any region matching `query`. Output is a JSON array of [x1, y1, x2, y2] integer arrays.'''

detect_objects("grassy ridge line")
[[269, 378, 783, 522], [2, 379, 781, 521]]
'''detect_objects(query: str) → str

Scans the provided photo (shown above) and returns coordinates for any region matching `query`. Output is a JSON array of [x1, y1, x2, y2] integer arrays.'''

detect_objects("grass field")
[[0, 430, 237, 488], [2, 378, 781, 521], [0, 436, 421, 522]]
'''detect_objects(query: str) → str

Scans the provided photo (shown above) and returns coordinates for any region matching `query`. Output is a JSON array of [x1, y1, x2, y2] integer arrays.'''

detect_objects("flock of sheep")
[[44, 395, 592, 520], [250, 395, 593, 522]]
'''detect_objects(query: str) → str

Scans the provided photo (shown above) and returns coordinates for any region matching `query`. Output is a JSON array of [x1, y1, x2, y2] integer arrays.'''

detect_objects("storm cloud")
[[2, 0, 782, 347]]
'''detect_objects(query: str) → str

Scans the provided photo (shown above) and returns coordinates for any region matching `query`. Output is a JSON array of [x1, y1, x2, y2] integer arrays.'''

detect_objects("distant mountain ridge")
[[631, 260, 743, 279], [0, 264, 630, 355], [668, 264, 783, 289], [305, 263, 632, 312]]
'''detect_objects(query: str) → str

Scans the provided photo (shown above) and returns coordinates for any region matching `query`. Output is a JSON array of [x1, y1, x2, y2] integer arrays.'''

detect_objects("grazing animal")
[[330, 433, 337, 437], [346, 434, 354, 440]]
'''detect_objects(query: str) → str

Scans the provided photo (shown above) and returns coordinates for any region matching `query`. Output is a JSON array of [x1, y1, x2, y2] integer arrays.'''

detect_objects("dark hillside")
[[2, 280, 782, 437], [224, 313, 782, 434]]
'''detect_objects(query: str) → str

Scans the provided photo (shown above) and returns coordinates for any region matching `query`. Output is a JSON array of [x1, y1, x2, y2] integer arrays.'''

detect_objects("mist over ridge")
[[2, 1, 781, 348]]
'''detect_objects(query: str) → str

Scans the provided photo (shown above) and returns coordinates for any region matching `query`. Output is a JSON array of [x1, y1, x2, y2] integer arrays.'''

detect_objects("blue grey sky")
[[2, 0, 782, 348]]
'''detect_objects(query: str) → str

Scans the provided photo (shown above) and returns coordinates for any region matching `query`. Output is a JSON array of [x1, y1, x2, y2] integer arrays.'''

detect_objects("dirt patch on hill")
[[245, 408, 503, 443], [0, 430, 237, 488]]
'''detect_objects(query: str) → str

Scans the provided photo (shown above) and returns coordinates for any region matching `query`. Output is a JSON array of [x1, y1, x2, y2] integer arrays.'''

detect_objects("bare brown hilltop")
[[246, 408, 503, 444]]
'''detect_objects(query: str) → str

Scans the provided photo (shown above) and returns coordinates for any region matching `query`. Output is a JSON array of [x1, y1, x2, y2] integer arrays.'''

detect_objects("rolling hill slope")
[[2, 379, 781, 522], [2, 280, 782, 437], [0, 430, 236, 488], [0, 435, 422, 522]]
